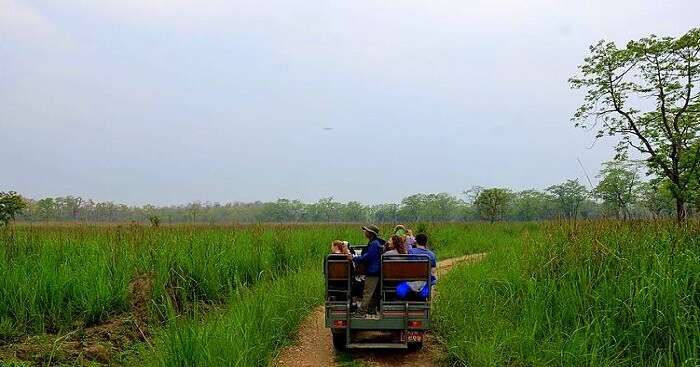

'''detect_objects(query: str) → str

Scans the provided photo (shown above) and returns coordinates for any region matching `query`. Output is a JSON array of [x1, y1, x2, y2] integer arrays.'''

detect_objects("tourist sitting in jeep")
[[393, 224, 416, 250], [395, 233, 437, 301], [384, 235, 408, 255], [330, 240, 352, 259]]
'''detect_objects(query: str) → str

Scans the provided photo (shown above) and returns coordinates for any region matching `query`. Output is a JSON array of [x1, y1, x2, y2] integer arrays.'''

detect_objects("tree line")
[[3, 159, 698, 225]]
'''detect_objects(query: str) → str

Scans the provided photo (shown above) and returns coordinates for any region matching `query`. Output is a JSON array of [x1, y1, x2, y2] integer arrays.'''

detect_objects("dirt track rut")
[[273, 253, 487, 367]]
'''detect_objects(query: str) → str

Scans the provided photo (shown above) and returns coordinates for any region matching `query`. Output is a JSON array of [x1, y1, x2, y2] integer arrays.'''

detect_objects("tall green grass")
[[0, 224, 362, 340], [0, 222, 539, 366], [434, 221, 700, 366], [151, 269, 322, 366], [427, 222, 541, 258], [143, 222, 527, 367]]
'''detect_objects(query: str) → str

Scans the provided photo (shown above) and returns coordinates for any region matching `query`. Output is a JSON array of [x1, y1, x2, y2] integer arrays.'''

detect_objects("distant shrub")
[[148, 215, 161, 227]]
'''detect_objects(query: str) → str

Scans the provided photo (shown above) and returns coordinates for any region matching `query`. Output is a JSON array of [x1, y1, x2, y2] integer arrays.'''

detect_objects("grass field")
[[0, 221, 698, 366], [434, 221, 700, 366], [0, 225, 354, 339], [0, 223, 497, 366]]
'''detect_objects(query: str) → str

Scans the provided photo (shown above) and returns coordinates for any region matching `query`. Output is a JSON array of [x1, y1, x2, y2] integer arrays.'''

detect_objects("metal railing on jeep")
[[324, 251, 431, 350]]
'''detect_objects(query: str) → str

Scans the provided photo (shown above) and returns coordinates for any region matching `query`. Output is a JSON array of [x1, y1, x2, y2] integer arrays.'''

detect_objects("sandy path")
[[273, 253, 487, 367]]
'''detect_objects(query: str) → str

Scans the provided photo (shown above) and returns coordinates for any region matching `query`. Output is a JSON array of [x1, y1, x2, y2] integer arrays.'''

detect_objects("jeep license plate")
[[402, 331, 423, 343]]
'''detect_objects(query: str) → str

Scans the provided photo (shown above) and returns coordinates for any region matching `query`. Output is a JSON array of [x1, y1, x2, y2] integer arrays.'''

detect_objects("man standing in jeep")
[[352, 225, 384, 317]]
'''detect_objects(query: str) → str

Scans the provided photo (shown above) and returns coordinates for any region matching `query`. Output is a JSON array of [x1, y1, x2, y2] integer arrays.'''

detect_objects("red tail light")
[[408, 320, 422, 329], [333, 320, 347, 328]]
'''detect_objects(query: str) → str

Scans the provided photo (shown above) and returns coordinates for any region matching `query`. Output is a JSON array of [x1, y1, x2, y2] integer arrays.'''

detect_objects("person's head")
[[393, 224, 407, 237], [415, 233, 428, 247], [362, 225, 379, 240], [384, 237, 395, 252], [331, 240, 349, 254], [390, 235, 407, 254], [406, 229, 414, 237]]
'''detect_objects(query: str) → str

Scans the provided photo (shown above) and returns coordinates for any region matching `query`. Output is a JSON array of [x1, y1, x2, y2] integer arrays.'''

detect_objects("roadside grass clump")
[[434, 220, 700, 366], [0, 227, 135, 339], [150, 269, 323, 367]]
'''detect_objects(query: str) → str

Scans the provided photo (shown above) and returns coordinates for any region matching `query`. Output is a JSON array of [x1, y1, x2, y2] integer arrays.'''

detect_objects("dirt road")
[[273, 253, 486, 367]]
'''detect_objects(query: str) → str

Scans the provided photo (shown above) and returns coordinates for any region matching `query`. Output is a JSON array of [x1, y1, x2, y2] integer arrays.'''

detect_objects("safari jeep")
[[324, 246, 431, 350]]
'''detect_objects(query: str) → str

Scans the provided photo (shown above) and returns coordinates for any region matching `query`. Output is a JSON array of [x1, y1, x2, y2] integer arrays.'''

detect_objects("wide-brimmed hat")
[[361, 225, 380, 235]]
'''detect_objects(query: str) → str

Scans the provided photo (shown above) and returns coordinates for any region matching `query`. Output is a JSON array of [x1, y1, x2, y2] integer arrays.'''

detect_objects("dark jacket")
[[353, 237, 385, 276]]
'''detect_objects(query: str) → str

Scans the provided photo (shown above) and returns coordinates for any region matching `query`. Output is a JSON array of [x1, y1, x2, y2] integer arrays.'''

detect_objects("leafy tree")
[[638, 180, 675, 218], [35, 198, 56, 221], [398, 194, 427, 222], [593, 161, 641, 219], [473, 188, 512, 223], [511, 190, 554, 221], [341, 201, 367, 222], [463, 186, 482, 204], [421, 193, 465, 221], [57, 196, 84, 221], [370, 204, 399, 223], [0, 191, 27, 226], [570, 28, 700, 222], [547, 179, 589, 221], [260, 199, 303, 222], [579, 198, 603, 219], [187, 201, 202, 223], [305, 197, 341, 222], [148, 214, 161, 227]]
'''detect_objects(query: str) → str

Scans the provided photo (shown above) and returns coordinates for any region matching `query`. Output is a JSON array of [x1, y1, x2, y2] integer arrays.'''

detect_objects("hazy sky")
[[2, 1, 699, 205]]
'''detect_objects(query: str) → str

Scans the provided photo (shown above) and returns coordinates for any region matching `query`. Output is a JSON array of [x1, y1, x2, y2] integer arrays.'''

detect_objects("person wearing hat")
[[353, 225, 385, 317]]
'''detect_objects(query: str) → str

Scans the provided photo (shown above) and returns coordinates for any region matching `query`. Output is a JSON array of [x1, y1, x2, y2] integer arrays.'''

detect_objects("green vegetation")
[[151, 269, 323, 366], [2, 221, 698, 366], [0, 224, 360, 340], [434, 221, 700, 366], [0, 192, 26, 226], [146, 222, 520, 366], [471, 187, 513, 223], [0, 223, 489, 365], [12, 173, 700, 225], [593, 161, 642, 220], [570, 28, 700, 222], [3, 18, 699, 367], [546, 180, 589, 222]]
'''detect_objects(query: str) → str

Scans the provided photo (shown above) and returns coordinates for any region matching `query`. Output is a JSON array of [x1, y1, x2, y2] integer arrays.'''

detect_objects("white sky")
[[1, 0, 699, 205]]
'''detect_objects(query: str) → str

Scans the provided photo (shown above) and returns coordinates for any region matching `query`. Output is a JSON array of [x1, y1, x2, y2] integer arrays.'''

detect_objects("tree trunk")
[[675, 197, 686, 223]]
